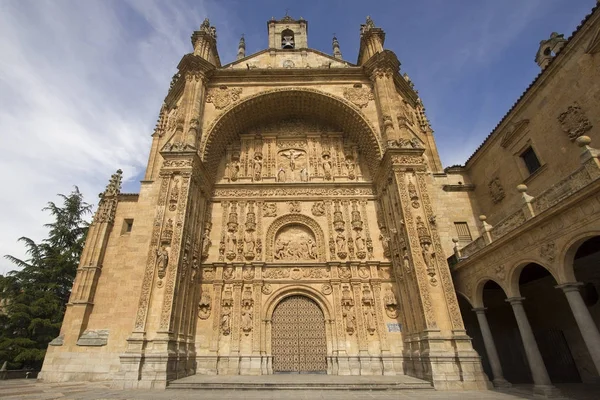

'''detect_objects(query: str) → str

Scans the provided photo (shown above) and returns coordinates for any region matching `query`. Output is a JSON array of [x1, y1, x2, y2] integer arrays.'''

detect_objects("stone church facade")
[[39, 5, 600, 395]]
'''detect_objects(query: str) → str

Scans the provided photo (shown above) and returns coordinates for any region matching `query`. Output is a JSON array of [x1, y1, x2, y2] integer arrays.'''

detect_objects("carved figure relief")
[[336, 232, 347, 259], [221, 286, 233, 336], [242, 266, 255, 280], [273, 225, 318, 261], [362, 285, 377, 336], [223, 266, 234, 280], [322, 151, 333, 180], [262, 283, 272, 295], [540, 241, 556, 263], [156, 246, 169, 280], [358, 265, 370, 279], [206, 86, 243, 110], [379, 227, 391, 259], [488, 177, 505, 204], [201, 225, 212, 260], [417, 216, 437, 285], [288, 201, 301, 214], [408, 178, 420, 208], [198, 290, 211, 319], [263, 202, 277, 217], [311, 201, 325, 216], [558, 103, 593, 141]]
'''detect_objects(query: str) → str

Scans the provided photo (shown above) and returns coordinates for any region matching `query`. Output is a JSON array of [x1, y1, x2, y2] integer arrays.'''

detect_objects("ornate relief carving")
[[265, 214, 326, 262], [221, 286, 233, 336], [494, 264, 506, 280], [539, 241, 556, 263], [341, 285, 355, 335], [262, 202, 278, 217], [488, 177, 505, 204], [416, 216, 437, 285], [407, 178, 420, 208], [343, 85, 374, 108], [379, 226, 391, 259], [92, 170, 122, 224], [161, 219, 174, 244], [338, 266, 352, 279], [386, 138, 422, 150], [242, 266, 255, 280], [311, 201, 325, 216], [206, 86, 243, 110], [261, 283, 272, 295], [558, 103, 592, 141], [263, 267, 290, 279], [273, 225, 317, 261], [321, 284, 333, 295], [288, 201, 301, 214], [201, 224, 211, 260], [223, 266, 234, 281], [362, 285, 376, 335], [198, 290, 211, 319], [214, 187, 374, 199], [202, 267, 214, 281], [169, 179, 180, 211], [358, 265, 370, 279]]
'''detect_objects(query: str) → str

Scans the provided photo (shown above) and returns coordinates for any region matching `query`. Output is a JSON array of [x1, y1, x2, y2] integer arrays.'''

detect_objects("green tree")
[[0, 187, 91, 370]]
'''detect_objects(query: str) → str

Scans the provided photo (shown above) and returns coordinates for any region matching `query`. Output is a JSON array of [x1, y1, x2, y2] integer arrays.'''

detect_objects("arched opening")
[[271, 295, 327, 373], [281, 28, 295, 49], [482, 279, 531, 383], [517, 263, 581, 383], [457, 292, 492, 380]]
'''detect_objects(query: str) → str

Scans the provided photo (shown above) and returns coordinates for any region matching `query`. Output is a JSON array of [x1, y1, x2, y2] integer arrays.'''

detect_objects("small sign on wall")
[[387, 323, 402, 332]]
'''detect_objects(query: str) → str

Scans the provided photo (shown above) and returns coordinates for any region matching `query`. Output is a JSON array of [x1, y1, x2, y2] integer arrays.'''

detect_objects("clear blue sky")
[[0, 0, 595, 274]]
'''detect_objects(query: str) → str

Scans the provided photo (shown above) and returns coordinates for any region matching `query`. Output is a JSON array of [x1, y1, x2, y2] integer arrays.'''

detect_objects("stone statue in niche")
[[364, 307, 376, 335], [198, 291, 211, 319], [384, 289, 399, 318], [345, 156, 356, 180], [336, 232, 347, 258], [322, 152, 333, 180], [379, 227, 391, 259], [343, 311, 355, 335], [300, 168, 309, 182], [221, 312, 231, 335], [169, 179, 179, 211], [253, 153, 263, 181], [241, 309, 253, 335], [225, 231, 237, 260], [156, 246, 169, 279], [355, 231, 366, 258], [229, 160, 240, 181], [201, 227, 211, 259], [277, 167, 286, 182], [273, 225, 318, 261], [244, 231, 255, 257]]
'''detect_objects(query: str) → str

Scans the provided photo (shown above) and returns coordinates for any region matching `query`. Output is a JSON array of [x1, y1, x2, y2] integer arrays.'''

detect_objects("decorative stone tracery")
[[265, 214, 326, 262]]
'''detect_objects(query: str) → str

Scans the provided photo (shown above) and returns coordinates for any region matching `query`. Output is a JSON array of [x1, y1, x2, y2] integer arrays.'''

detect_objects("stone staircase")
[[167, 374, 434, 391]]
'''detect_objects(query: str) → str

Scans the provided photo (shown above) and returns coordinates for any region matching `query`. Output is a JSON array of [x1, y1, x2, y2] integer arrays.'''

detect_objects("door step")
[[167, 375, 434, 391]]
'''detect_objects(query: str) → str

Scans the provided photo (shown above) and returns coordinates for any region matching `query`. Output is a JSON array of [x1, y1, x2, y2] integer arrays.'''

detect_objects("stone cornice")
[[222, 48, 357, 69], [208, 66, 366, 84]]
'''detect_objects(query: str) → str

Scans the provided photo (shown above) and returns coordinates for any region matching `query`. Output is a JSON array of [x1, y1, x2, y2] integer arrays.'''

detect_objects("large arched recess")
[[200, 87, 383, 178]]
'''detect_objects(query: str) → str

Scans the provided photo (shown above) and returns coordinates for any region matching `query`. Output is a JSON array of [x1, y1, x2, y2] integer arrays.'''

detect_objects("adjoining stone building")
[[38, 5, 600, 395]]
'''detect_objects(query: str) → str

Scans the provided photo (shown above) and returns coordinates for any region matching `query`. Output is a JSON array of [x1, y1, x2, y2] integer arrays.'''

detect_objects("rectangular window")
[[122, 219, 134, 235], [454, 222, 472, 245], [521, 146, 541, 175]]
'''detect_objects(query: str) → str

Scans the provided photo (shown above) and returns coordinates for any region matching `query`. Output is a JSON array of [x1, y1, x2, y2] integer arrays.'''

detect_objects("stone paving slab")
[[1, 379, 598, 399]]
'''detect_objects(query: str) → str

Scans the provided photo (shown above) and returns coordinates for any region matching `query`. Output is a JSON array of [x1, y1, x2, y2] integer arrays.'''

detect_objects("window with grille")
[[521, 146, 541, 175], [454, 222, 472, 245]]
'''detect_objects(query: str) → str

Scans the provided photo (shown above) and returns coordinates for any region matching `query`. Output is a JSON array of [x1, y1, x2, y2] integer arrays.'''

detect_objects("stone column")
[[557, 282, 600, 375], [505, 297, 561, 397], [472, 307, 511, 387]]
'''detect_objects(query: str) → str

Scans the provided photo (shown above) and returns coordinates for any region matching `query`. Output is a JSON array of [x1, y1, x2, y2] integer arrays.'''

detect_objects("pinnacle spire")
[[237, 34, 246, 60], [332, 35, 342, 59]]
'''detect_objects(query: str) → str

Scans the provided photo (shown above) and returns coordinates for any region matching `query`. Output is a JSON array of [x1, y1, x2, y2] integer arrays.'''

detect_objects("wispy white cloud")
[[0, 0, 237, 274]]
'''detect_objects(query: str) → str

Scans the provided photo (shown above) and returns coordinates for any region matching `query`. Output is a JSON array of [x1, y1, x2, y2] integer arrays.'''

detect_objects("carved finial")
[[332, 35, 342, 59], [535, 32, 566, 69], [100, 169, 123, 198], [237, 34, 246, 60]]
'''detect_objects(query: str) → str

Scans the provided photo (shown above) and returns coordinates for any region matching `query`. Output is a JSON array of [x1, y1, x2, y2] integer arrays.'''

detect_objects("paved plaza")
[[1, 379, 600, 400]]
